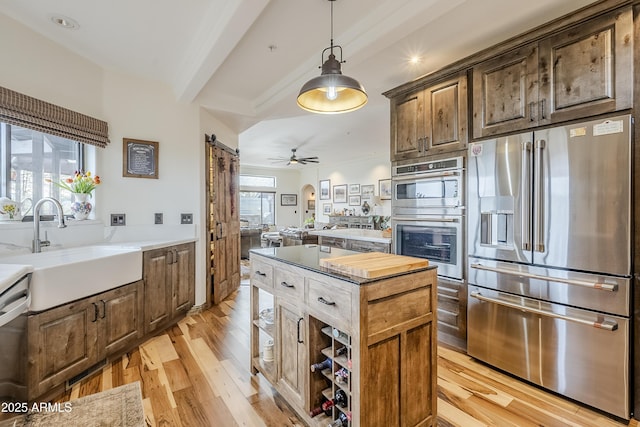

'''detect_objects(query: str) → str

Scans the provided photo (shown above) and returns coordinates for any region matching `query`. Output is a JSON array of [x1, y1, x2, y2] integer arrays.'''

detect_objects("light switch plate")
[[180, 213, 193, 224], [154, 213, 163, 224]]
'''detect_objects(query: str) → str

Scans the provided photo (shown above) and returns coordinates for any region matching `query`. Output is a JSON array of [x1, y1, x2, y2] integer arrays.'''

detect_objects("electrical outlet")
[[180, 213, 193, 224], [154, 213, 163, 224], [110, 214, 126, 226]]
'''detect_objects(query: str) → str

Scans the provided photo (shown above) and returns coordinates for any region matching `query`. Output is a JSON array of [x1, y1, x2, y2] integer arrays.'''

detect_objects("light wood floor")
[[54, 285, 637, 427]]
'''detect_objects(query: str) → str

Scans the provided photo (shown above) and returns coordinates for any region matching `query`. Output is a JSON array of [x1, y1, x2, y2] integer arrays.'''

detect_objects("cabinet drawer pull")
[[91, 303, 99, 322], [297, 317, 304, 344], [280, 281, 294, 288], [100, 300, 106, 319], [317, 296, 336, 306], [255, 270, 267, 277]]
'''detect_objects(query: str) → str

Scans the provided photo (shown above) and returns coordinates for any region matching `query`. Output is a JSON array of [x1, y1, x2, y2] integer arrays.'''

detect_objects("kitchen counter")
[[250, 244, 433, 285], [0, 264, 33, 293], [309, 228, 391, 243]]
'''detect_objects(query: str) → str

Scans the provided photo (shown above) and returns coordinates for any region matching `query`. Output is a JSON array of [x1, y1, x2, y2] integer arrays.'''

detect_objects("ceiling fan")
[[269, 148, 319, 166]]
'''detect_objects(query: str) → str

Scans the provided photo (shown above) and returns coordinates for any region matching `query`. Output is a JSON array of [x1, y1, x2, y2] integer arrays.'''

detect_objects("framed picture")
[[379, 178, 392, 200], [323, 203, 332, 215], [308, 200, 315, 210], [349, 195, 361, 206], [349, 184, 360, 195], [319, 179, 331, 200], [281, 194, 297, 206], [123, 138, 159, 179], [333, 184, 347, 203], [361, 184, 375, 198]]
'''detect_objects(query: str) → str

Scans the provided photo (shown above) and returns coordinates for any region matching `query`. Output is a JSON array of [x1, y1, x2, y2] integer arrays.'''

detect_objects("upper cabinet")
[[390, 72, 468, 161], [472, 6, 633, 139]]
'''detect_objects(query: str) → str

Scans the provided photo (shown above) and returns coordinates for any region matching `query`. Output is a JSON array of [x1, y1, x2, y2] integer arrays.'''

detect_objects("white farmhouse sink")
[[0, 245, 142, 312]]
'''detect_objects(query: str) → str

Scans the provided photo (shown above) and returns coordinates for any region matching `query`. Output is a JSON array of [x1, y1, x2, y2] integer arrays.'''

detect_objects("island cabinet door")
[[276, 300, 307, 409], [360, 272, 437, 427]]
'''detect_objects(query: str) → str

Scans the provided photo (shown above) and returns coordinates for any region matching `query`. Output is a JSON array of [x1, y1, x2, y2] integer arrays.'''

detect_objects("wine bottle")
[[335, 346, 348, 356], [335, 389, 348, 408], [309, 399, 335, 417], [327, 412, 349, 427], [335, 367, 349, 385], [310, 358, 332, 372], [332, 328, 349, 342]]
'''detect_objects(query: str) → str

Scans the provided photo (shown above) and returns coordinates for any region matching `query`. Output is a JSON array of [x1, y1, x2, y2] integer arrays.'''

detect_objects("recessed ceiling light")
[[409, 55, 421, 65], [49, 14, 80, 30]]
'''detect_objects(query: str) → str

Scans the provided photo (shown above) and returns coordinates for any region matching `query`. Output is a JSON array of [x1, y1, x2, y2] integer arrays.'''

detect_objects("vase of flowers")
[[48, 171, 101, 220]]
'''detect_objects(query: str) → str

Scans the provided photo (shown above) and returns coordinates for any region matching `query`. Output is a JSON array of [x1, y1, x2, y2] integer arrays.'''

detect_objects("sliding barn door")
[[206, 136, 240, 305]]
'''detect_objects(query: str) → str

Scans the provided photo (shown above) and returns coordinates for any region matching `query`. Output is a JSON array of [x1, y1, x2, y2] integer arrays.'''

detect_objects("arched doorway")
[[300, 183, 316, 227]]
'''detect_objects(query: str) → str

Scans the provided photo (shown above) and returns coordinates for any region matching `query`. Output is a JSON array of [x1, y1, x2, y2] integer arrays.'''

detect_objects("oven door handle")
[[392, 171, 460, 181], [470, 263, 617, 292], [392, 217, 459, 223], [470, 291, 618, 331]]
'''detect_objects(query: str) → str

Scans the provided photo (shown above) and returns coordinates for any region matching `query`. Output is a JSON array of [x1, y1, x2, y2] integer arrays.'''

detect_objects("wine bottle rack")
[[308, 320, 352, 426]]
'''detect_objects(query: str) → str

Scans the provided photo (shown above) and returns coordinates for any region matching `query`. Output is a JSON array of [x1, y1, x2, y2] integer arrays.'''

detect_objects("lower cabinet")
[[250, 253, 437, 426], [143, 242, 195, 334], [436, 277, 467, 350], [277, 300, 307, 409], [26, 242, 196, 401], [318, 236, 391, 253], [27, 280, 143, 400]]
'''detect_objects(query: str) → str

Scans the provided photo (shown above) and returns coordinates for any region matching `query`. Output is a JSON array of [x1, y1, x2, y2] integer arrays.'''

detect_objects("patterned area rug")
[[0, 382, 144, 427]]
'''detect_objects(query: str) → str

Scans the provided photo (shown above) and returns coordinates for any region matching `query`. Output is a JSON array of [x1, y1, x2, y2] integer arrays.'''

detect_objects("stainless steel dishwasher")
[[0, 271, 31, 403]]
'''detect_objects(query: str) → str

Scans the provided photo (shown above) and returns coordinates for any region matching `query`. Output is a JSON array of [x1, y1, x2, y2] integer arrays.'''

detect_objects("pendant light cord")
[[329, 0, 334, 53]]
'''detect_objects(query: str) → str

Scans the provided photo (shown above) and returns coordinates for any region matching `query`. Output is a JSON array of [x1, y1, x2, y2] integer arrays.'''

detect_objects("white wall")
[[239, 165, 301, 228], [0, 13, 212, 306], [312, 154, 392, 223]]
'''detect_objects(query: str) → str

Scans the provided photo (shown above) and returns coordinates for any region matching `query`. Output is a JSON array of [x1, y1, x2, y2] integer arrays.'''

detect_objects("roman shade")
[[0, 86, 110, 148]]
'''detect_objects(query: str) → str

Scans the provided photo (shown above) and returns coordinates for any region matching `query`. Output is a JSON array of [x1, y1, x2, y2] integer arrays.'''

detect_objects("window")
[[240, 192, 275, 226], [240, 174, 276, 188], [1, 122, 92, 215]]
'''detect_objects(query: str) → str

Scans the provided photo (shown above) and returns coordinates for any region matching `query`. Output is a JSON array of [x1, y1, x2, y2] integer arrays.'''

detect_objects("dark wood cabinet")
[[473, 6, 633, 139], [143, 242, 195, 334], [27, 280, 143, 399], [390, 72, 468, 161], [436, 278, 466, 351]]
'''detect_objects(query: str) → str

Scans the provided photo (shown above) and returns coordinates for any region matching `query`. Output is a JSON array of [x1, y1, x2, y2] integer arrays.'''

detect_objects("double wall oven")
[[392, 157, 464, 281]]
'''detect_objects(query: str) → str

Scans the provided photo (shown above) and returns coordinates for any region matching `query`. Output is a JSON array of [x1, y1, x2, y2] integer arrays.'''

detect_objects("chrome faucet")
[[32, 197, 67, 253]]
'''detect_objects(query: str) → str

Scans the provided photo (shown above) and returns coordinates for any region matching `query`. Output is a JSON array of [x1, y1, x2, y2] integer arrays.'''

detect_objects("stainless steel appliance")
[[392, 157, 465, 280], [467, 114, 632, 419], [0, 272, 31, 403]]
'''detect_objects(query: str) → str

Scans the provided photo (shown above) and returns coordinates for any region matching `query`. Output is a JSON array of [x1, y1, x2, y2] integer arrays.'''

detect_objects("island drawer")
[[251, 258, 274, 289], [306, 277, 352, 330], [274, 267, 304, 301]]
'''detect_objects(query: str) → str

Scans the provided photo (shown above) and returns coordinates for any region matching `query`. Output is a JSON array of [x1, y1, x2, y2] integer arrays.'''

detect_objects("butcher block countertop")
[[250, 245, 435, 284]]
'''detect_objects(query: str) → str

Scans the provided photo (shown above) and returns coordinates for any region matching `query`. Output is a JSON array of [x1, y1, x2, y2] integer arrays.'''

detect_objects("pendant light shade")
[[297, 0, 367, 114]]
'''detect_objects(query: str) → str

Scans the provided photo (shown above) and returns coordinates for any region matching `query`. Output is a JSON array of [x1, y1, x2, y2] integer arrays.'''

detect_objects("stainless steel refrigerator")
[[467, 114, 632, 419]]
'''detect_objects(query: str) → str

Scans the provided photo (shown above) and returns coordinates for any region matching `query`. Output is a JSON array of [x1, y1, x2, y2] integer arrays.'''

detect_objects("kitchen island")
[[249, 245, 437, 427]]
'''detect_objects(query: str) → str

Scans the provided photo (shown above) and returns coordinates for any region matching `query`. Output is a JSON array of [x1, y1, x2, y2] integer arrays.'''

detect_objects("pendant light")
[[297, 0, 367, 114]]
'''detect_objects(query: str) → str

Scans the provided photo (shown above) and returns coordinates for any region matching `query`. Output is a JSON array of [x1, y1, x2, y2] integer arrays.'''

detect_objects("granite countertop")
[[309, 228, 391, 244], [250, 245, 433, 285]]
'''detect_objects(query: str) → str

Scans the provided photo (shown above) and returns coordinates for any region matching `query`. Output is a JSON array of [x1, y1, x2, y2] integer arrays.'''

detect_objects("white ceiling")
[[1, 0, 597, 169]]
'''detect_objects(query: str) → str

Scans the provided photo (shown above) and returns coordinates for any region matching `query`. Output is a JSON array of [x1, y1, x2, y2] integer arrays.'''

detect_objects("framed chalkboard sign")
[[123, 138, 159, 179]]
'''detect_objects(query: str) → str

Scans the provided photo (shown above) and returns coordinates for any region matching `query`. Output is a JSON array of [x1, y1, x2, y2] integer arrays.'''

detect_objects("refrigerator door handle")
[[470, 263, 618, 291], [521, 141, 532, 251], [470, 291, 618, 331], [534, 139, 546, 252]]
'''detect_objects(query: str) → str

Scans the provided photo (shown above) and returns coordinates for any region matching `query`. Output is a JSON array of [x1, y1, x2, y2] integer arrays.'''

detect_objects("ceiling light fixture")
[[297, 0, 367, 114]]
